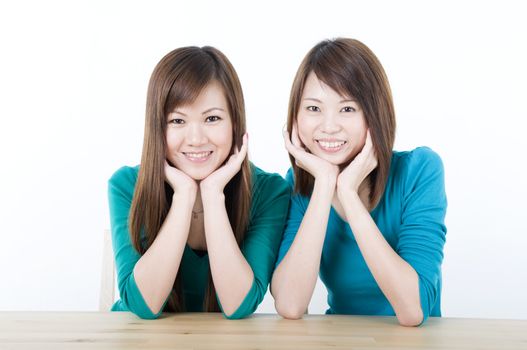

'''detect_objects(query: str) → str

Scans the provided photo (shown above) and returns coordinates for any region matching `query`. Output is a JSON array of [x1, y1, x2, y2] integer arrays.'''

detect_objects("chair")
[[99, 229, 116, 311]]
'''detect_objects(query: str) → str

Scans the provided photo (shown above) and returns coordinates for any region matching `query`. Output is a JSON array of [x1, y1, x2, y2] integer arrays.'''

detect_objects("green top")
[[108, 164, 290, 319]]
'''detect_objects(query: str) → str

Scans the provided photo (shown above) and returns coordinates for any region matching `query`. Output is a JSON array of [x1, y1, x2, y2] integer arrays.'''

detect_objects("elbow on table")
[[131, 308, 161, 320], [396, 307, 424, 327], [275, 299, 305, 320], [128, 300, 163, 320]]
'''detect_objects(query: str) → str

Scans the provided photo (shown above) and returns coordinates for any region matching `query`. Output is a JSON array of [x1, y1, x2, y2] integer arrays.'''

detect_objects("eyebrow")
[[202, 107, 225, 115], [170, 107, 225, 117], [303, 97, 357, 103], [303, 98, 323, 103], [171, 110, 187, 116]]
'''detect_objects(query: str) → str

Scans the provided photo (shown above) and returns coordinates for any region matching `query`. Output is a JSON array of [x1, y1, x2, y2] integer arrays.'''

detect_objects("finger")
[[239, 133, 248, 157], [230, 133, 249, 168], [283, 130, 301, 158], [365, 129, 373, 147], [164, 160, 174, 173], [291, 124, 302, 148]]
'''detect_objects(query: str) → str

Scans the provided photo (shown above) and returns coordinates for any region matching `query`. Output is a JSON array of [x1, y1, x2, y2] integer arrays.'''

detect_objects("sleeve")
[[221, 173, 291, 319], [396, 147, 447, 323], [275, 168, 308, 267], [108, 167, 165, 319]]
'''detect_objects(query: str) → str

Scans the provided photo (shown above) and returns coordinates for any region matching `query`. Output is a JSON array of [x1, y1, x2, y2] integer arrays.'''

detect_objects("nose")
[[186, 122, 208, 147], [320, 112, 342, 134]]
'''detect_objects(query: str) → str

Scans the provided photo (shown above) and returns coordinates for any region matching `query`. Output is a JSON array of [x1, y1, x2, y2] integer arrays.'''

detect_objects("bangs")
[[163, 51, 218, 115], [308, 42, 364, 102]]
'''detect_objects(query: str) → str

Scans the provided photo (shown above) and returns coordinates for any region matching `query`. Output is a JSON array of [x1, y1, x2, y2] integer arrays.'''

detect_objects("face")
[[297, 72, 367, 166], [166, 81, 233, 180]]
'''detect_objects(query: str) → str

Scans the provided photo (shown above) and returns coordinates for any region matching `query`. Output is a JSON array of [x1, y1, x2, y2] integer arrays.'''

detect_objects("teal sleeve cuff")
[[417, 275, 433, 326], [218, 277, 259, 320], [121, 272, 165, 320]]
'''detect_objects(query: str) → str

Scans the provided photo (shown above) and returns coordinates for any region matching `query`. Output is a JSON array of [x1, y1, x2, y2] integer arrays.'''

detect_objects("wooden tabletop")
[[1, 312, 526, 349]]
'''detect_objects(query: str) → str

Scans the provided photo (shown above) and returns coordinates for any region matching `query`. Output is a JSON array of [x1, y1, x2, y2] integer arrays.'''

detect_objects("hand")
[[164, 160, 198, 197], [336, 129, 378, 200], [200, 133, 249, 195], [283, 124, 339, 185]]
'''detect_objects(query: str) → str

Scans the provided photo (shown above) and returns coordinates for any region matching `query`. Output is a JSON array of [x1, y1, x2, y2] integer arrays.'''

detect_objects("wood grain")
[[0, 312, 526, 349]]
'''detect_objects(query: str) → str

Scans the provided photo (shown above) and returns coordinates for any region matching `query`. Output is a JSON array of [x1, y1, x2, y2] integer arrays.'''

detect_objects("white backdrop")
[[1, 0, 526, 319]]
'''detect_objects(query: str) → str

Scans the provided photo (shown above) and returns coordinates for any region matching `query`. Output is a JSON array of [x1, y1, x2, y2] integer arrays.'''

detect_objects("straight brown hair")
[[287, 38, 396, 209], [129, 46, 252, 312]]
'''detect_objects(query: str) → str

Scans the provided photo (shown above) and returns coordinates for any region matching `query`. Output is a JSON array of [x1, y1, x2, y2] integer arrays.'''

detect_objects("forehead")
[[301, 72, 350, 101], [174, 81, 228, 112]]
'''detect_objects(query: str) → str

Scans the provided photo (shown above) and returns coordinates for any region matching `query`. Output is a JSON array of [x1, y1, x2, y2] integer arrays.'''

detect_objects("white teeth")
[[318, 141, 345, 148], [184, 151, 211, 159]]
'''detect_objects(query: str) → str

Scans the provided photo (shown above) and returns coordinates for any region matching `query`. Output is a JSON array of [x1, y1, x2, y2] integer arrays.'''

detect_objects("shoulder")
[[393, 147, 444, 179], [108, 165, 140, 196], [249, 163, 291, 215], [251, 163, 290, 194], [390, 147, 446, 203], [284, 167, 295, 187]]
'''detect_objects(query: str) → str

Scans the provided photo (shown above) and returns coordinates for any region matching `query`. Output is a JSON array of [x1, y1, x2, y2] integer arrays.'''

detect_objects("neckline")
[[185, 244, 208, 259]]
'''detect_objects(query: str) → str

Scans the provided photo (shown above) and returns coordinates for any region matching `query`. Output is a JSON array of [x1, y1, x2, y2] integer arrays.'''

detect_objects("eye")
[[306, 106, 320, 112], [205, 115, 221, 122], [340, 106, 356, 113], [168, 118, 185, 125]]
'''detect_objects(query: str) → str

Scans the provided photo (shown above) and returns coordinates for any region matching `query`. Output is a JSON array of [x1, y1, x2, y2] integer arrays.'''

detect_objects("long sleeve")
[[221, 170, 291, 319], [107, 166, 165, 319], [396, 147, 447, 322], [275, 169, 309, 267]]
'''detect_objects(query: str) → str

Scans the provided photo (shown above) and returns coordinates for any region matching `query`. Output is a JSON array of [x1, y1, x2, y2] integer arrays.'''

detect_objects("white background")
[[1, 0, 526, 319]]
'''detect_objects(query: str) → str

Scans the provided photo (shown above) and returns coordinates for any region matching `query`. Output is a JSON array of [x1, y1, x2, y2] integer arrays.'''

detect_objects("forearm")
[[201, 191, 254, 317], [133, 194, 194, 314], [271, 179, 334, 319], [342, 192, 423, 326]]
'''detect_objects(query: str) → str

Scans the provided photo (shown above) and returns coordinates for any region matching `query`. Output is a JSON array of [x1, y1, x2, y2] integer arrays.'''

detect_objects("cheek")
[[165, 130, 179, 152], [296, 117, 313, 146], [216, 125, 233, 155]]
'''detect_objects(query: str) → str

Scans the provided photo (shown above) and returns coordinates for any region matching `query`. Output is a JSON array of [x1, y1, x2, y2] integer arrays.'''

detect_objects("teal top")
[[276, 147, 447, 322], [108, 164, 290, 319]]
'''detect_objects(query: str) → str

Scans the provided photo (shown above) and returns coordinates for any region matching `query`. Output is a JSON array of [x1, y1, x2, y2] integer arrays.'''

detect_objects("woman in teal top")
[[108, 46, 290, 319], [271, 38, 447, 326]]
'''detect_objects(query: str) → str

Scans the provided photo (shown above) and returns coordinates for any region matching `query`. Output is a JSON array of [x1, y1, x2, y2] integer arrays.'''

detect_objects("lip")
[[315, 139, 347, 153], [182, 151, 213, 163]]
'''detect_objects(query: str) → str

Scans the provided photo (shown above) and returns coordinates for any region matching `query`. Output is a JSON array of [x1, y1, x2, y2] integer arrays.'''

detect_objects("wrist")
[[337, 184, 356, 200], [169, 192, 196, 218], [313, 177, 336, 201], [340, 191, 363, 216], [200, 186, 225, 203]]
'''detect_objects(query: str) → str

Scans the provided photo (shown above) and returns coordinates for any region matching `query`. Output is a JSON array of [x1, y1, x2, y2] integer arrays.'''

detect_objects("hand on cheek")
[[164, 160, 198, 197], [336, 129, 378, 198], [283, 124, 339, 183], [200, 133, 249, 196]]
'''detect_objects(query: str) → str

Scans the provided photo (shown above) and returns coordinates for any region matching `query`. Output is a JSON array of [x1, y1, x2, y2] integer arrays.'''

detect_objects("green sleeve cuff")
[[219, 277, 259, 320], [123, 272, 165, 320]]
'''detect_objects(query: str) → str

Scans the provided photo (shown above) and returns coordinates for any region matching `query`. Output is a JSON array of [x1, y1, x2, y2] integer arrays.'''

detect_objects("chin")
[[185, 170, 214, 181], [312, 153, 349, 167]]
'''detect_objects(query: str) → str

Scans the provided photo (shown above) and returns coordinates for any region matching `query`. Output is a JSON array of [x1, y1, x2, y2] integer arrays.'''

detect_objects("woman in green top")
[[108, 46, 290, 319]]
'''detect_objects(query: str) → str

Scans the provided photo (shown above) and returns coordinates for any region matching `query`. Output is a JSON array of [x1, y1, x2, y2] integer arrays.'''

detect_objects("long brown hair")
[[287, 38, 396, 208], [129, 46, 252, 312]]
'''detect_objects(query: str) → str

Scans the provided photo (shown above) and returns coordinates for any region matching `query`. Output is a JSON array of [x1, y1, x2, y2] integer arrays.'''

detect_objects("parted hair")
[[287, 38, 396, 208], [129, 46, 252, 312]]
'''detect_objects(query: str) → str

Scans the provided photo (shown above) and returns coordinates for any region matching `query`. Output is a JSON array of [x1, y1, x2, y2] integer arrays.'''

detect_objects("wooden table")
[[1, 312, 526, 349]]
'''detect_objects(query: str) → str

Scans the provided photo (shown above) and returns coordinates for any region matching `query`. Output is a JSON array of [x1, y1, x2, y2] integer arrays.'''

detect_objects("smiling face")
[[166, 81, 233, 180], [296, 72, 367, 166]]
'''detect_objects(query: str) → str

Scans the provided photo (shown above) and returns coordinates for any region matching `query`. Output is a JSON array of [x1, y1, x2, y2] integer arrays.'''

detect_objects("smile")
[[182, 151, 213, 163], [315, 140, 347, 153]]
